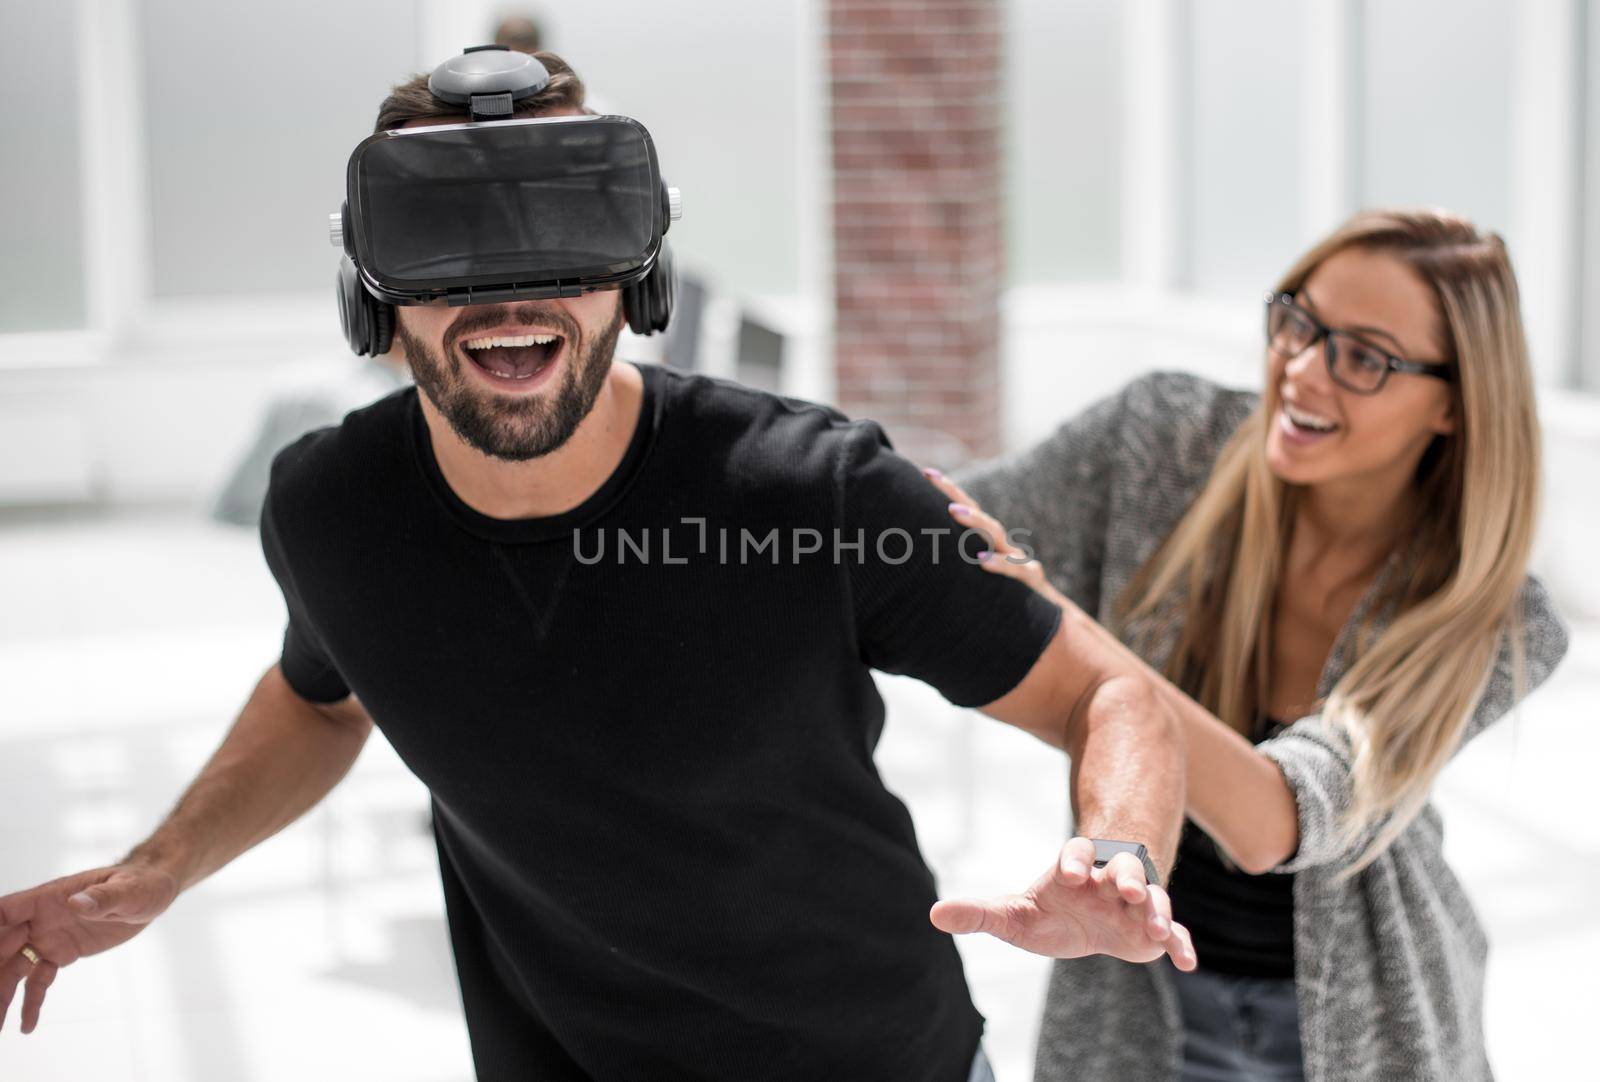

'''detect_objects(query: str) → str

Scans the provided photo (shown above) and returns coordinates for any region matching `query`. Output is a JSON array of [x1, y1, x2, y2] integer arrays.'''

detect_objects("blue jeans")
[[968, 1043, 996, 1082], [1171, 965, 1305, 1081]]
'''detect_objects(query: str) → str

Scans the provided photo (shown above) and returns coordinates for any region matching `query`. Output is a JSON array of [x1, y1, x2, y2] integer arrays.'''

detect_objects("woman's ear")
[[1430, 393, 1457, 436]]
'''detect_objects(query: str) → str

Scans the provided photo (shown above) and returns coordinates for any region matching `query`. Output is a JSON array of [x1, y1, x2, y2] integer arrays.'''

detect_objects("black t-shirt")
[[260, 363, 1062, 1081], [1166, 715, 1296, 978]]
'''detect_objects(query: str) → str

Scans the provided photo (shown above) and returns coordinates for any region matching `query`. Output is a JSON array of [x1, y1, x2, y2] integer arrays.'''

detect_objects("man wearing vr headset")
[[0, 49, 1196, 1082]]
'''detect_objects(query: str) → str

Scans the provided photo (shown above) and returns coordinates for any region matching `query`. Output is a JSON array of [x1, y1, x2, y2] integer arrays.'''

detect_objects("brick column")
[[828, 0, 1004, 465]]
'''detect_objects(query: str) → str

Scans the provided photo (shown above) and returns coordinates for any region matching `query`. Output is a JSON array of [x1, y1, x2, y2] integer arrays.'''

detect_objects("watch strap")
[[1090, 839, 1162, 887]]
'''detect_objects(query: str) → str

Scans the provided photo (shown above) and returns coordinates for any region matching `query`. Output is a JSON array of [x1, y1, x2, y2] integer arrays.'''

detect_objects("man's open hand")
[[930, 837, 1196, 970], [0, 863, 179, 1034]]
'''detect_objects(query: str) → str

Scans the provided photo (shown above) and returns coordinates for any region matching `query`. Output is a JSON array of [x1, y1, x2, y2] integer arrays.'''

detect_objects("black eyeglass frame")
[[1263, 291, 1455, 395]]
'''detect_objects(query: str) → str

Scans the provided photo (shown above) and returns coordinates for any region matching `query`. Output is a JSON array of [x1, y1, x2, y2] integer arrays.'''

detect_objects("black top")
[[1166, 715, 1296, 978], [259, 363, 1063, 1082]]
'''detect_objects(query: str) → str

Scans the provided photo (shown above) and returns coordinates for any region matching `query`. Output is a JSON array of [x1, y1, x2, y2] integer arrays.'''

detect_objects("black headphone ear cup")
[[337, 256, 394, 355], [622, 277, 648, 336], [337, 257, 365, 353], [621, 243, 676, 336], [372, 300, 395, 355], [649, 243, 675, 331]]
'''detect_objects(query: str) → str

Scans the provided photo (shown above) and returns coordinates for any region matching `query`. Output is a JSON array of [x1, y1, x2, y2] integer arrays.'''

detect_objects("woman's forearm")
[[932, 475, 1302, 874], [1043, 584, 1299, 873], [1149, 681, 1299, 873]]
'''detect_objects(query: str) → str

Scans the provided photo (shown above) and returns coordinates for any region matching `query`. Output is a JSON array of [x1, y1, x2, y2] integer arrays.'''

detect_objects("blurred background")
[[1, 1, 1596, 1079]]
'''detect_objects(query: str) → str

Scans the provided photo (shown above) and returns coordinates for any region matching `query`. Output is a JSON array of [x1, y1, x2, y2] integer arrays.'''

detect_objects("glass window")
[[528, 2, 803, 297], [139, 0, 418, 298], [1360, 0, 1513, 232], [1581, 4, 1600, 392], [1006, 0, 1122, 284], [0, 2, 87, 332], [1188, 1, 1305, 297]]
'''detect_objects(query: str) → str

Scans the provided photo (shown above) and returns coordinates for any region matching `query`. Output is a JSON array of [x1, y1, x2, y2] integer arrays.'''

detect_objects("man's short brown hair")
[[372, 50, 587, 135]]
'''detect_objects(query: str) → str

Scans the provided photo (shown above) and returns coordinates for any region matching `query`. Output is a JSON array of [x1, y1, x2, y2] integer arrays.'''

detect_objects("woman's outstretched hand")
[[923, 469, 1071, 608], [931, 837, 1196, 969]]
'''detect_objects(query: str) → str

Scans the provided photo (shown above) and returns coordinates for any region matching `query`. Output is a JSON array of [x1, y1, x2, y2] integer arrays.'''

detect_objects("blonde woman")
[[927, 209, 1569, 1082]]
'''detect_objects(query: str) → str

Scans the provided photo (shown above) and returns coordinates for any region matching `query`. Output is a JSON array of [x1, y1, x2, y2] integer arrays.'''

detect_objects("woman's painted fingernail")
[[977, 550, 992, 563], [949, 503, 970, 516], [923, 467, 943, 480]]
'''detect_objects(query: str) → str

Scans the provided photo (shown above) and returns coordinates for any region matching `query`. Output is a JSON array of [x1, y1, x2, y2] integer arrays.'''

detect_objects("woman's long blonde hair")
[[1116, 209, 1539, 879]]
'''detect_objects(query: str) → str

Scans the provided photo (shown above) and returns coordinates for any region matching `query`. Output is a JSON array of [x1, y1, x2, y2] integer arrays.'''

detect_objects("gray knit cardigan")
[[956, 372, 1570, 1082]]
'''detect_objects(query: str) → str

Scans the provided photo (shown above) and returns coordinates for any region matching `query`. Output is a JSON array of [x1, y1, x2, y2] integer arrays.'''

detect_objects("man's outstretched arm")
[[0, 664, 372, 1033], [835, 422, 1192, 967], [980, 612, 1186, 877], [118, 664, 372, 894], [930, 614, 1195, 969]]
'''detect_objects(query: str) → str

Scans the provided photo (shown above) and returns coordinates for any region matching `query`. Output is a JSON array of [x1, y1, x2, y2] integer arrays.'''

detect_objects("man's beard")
[[397, 301, 624, 462]]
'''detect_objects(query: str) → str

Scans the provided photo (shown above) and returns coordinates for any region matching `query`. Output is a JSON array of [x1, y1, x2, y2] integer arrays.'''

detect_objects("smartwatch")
[[1090, 839, 1162, 887]]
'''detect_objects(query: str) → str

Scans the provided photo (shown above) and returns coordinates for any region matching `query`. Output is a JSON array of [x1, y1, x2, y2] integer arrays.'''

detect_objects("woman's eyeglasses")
[[1263, 292, 1454, 395]]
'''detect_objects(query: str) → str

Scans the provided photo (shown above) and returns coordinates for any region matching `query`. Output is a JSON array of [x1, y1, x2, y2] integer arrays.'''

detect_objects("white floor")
[[0, 508, 1594, 1081]]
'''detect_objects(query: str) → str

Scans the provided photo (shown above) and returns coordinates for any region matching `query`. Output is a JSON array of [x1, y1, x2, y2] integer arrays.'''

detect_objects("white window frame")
[[0, 0, 372, 377], [1108, 0, 1597, 394]]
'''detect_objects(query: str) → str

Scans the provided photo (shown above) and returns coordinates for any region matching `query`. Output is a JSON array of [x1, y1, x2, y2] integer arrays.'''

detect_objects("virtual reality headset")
[[331, 47, 682, 354]]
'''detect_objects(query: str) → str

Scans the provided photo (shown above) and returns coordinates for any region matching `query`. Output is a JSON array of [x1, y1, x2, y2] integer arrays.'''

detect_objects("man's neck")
[[419, 361, 645, 520]]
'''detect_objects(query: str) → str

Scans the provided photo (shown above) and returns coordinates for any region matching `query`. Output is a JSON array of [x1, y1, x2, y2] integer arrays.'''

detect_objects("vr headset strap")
[[468, 92, 514, 123]]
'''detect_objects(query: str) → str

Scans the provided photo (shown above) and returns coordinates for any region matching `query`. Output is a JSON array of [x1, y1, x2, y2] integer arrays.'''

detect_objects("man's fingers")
[[1053, 841, 1094, 887], [1093, 866, 1123, 903], [930, 898, 1015, 942], [1062, 837, 1097, 869], [1106, 853, 1149, 905], [68, 877, 152, 923], [1146, 884, 1173, 921], [1145, 905, 1171, 939], [18, 961, 57, 1034], [0, 894, 32, 935], [1165, 919, 1198, 971], [67, 884, 114, 918], [0, 953, 27, 1032], [0, 924, 31, 961]]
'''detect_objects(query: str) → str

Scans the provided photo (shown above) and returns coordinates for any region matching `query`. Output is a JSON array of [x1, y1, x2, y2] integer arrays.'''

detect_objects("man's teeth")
[[1285, 404, 1338, 432], [462, 333, 558, 350]]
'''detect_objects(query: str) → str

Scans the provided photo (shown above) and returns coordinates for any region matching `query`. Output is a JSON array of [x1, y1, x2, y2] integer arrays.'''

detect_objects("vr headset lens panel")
[[350, 117, 661, 298]]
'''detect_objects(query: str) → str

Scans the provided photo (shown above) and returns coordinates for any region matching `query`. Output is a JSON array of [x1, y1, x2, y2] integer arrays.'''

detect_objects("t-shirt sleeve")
[[260, 481, 352, 704], [838, 420, 1064, 708]]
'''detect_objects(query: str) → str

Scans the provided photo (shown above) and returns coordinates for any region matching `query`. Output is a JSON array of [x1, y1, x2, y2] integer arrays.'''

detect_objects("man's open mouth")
[[460, 332, 565, 380]]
